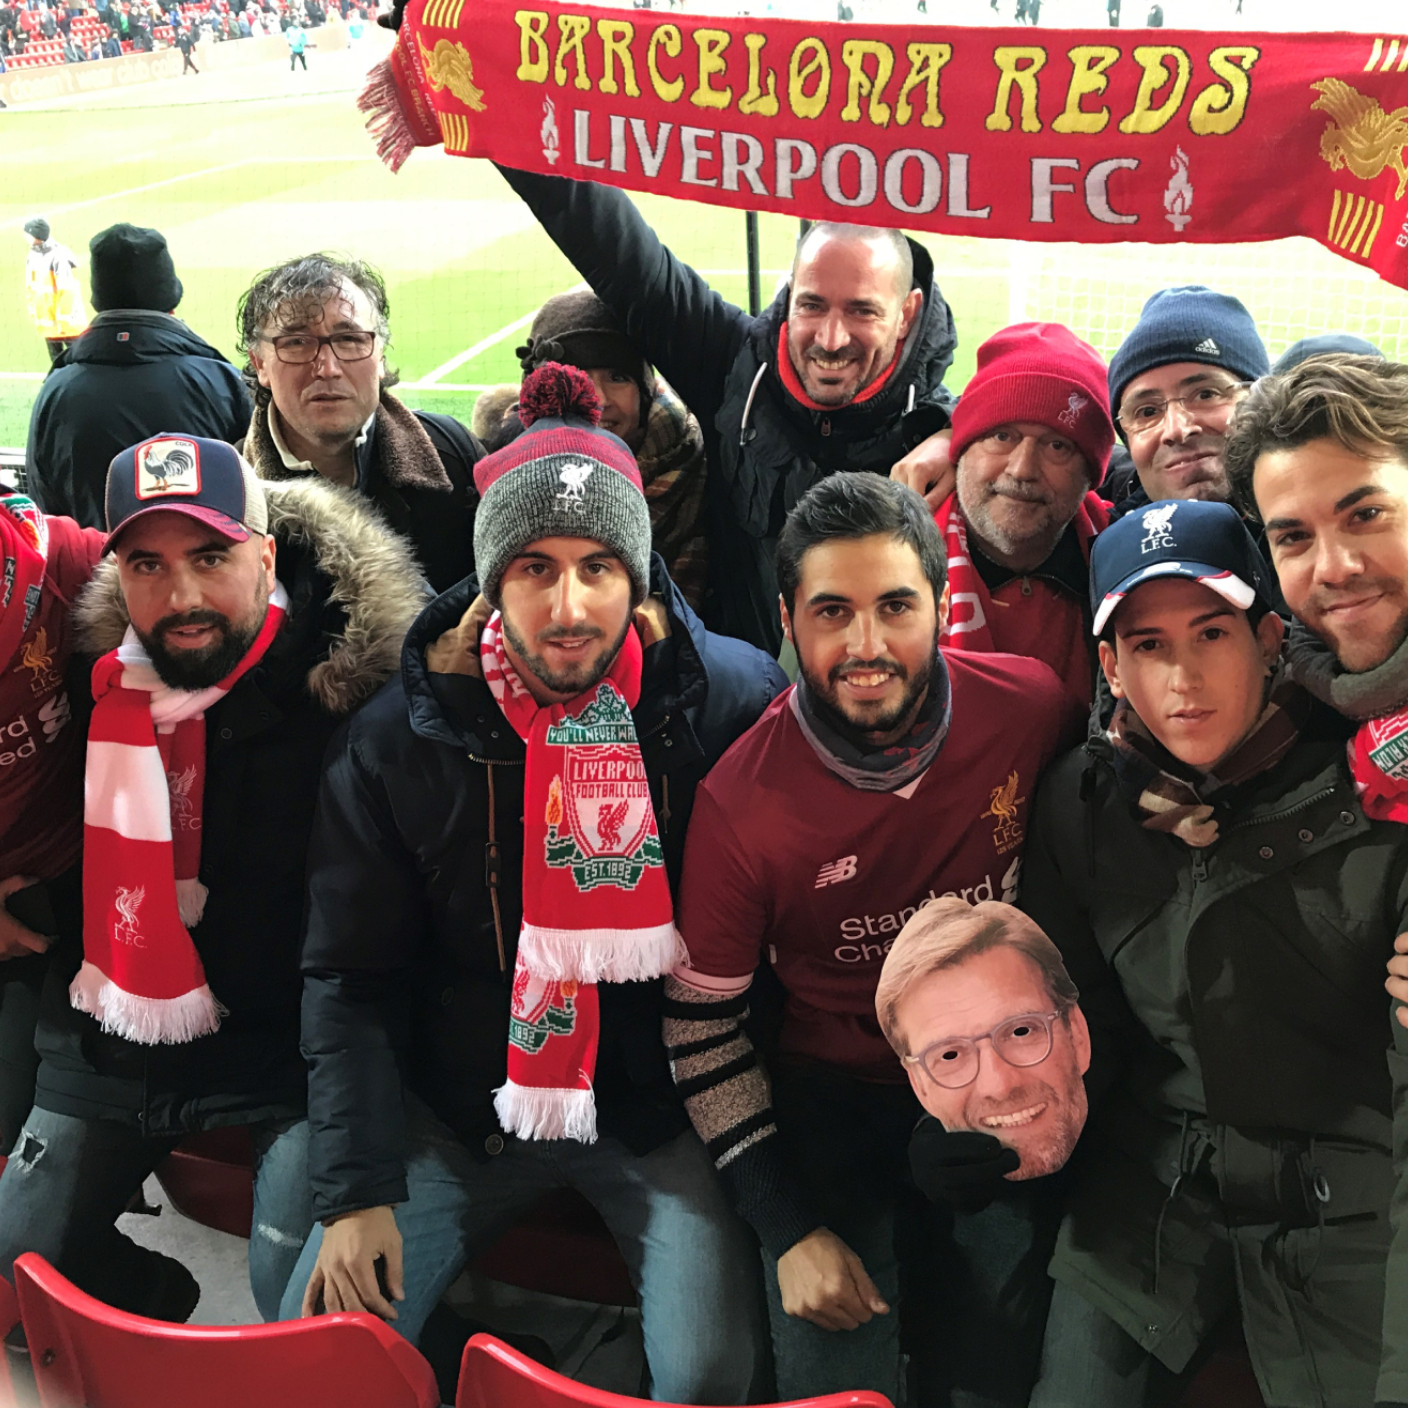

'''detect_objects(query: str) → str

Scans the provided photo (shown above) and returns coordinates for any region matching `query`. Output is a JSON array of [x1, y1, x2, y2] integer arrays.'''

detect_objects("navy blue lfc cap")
[[104, 434, 269, 553], [1090, 499, 1276, 636]]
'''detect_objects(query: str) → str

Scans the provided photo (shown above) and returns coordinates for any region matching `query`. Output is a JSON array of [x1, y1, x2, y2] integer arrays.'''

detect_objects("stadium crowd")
[[8, 172, 1408, 1408], [0, 0, 357, 69]]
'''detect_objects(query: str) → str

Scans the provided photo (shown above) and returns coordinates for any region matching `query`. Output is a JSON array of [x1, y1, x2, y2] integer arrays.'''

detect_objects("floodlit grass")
[[7, 37, 1408, 453]]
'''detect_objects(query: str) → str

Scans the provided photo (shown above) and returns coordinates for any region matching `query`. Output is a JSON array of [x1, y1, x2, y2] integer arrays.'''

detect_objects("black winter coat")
[[33, 481, 426, 1135], [298, 557, 789, 1222], [26, 311, 252, 528], [497, 167, 958, 654]]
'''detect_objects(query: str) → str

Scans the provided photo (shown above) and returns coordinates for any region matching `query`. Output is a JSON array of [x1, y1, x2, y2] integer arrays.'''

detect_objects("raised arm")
[[495, 164, 752, 425]]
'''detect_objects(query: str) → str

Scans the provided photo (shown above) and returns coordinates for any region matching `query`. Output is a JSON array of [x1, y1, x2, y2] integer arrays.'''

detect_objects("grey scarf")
[[1285, 619, 1408, 722]]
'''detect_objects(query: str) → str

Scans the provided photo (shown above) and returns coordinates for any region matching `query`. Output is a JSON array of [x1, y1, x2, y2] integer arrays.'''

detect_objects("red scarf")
[[775, 324, 902, 412], [1350, 706, 1408, 824], [1, 494, 49, 672], [935, 491, 1109, 651], [481, 613, 681, 1142], [75, 586, 287, 1045]]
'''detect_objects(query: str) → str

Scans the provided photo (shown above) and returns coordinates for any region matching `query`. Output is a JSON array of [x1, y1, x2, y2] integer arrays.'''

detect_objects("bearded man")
[[0, 435, 425, 1322], [664, 473, 1081, 1406]]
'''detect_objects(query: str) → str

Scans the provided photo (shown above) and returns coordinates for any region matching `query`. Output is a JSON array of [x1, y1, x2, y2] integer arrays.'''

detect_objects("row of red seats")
[[4, 1263, 898, 1408], [0, 1128, 1267, 1406]]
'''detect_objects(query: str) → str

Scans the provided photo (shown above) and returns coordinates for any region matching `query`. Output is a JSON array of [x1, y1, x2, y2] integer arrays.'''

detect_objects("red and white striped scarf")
[[481, 611, 681, 1142], [75, 584, 287, 1045]]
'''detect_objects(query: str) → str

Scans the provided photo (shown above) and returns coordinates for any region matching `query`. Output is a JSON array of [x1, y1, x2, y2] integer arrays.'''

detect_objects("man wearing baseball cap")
[[0, 434, 425, 1323], [935, 321, 1116, 705], [283, 365, 785, 1399], [1106, 286, 1270, 517], [1019, 498, 1408, 1407]]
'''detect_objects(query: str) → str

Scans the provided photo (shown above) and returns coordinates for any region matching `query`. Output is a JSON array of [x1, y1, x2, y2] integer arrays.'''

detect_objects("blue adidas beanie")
[[1107, 286, 1269, 440]]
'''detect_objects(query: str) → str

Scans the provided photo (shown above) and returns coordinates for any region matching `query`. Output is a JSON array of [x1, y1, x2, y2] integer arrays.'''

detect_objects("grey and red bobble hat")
[[473, 363, 653, 607]]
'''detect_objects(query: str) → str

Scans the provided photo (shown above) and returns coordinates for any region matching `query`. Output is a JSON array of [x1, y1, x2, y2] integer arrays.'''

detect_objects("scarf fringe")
[[516, 922, 684, 984], [358, 57, 418, 173], [493, 1081, 598, 1144], [69, 961, 222, 1045], [175, 878, 208, 929]]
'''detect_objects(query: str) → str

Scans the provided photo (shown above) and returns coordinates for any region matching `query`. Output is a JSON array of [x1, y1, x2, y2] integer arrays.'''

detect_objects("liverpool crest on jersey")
[[542, 683, 664, 891]]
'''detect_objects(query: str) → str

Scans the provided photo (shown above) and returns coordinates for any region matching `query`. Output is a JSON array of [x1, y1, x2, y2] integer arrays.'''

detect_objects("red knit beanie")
[[949, 323, 1115, 485]]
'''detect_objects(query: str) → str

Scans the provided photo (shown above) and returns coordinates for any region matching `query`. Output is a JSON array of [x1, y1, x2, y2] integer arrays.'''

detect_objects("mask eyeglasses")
[[266, 330, 377, 365], [1116, 382, 1250, 435], [904, 1009, 1066, 1089]]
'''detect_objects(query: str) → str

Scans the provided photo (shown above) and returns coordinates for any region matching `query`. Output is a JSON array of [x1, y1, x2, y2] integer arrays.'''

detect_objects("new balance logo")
[[815, 855, 858, 888], [1192, 338, 1221, 356]]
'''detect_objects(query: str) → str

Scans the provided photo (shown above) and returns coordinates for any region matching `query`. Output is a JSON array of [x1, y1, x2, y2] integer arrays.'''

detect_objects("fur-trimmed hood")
[[74, 477, 429, 716]]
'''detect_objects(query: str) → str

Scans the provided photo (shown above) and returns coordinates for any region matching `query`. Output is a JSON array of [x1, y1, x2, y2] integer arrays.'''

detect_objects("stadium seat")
[[457, 1333, 893, 1408], [12, 1252, 440, 1408], [155, 1129, 637, 1307], [0, 1270, 18, 1402]]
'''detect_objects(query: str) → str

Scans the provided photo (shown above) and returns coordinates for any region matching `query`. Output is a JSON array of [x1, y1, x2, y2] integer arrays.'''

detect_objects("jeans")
[[281, 1103, 767, 1405], [0, 1106, 312, 1320], [765, 1063, 1061, 1408]]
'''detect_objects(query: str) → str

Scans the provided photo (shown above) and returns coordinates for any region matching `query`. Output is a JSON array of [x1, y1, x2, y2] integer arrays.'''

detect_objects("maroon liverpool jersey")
[[677, 650, 1081, 1081]]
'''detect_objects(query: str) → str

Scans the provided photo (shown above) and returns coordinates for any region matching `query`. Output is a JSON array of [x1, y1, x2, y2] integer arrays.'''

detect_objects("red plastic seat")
[[458, 1333, 893, 1408], [13, 1252, 439, 1408], [154, 1127, 255, 1239], [0, 1270, 18, 1402]]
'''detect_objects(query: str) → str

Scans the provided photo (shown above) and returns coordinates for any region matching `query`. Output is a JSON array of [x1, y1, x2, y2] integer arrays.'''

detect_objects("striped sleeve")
[[664, 969, 820, 1258]]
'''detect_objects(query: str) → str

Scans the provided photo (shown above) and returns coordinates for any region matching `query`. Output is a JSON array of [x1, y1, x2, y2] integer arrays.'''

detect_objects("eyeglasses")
[[904, 1009, 1065, 1089], [265, 330, 377, 365], [1116, 382, 1250, 434], [972, 429, 1081, 469]]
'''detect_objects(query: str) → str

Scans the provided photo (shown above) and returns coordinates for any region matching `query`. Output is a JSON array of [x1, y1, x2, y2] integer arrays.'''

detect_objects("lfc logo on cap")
[[135, 439, 202, 500]]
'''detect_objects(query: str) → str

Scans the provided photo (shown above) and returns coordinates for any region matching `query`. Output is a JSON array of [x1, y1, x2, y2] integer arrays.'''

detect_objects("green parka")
[[1022, 717, 1408, 1408]]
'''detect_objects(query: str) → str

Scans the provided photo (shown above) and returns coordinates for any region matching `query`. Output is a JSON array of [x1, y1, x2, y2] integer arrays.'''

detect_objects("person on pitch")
[[664, 473, 1081, 1406], [283, 364, 785, 1402]]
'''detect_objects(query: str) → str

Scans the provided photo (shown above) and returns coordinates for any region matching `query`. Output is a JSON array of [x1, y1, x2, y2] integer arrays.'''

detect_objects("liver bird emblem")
[[1311, 77, 1408, 200], [597, 800, 630, 852], [982, 771, 1024, 823], [18, 627, 52, 679], [416, 36, 486, 111]]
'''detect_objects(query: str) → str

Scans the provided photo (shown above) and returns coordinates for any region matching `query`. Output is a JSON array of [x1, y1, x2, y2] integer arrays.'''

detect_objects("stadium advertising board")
[[362, 3, 1408, 290]]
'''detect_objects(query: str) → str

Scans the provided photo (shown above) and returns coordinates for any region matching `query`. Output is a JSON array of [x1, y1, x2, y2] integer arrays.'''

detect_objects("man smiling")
[[1020, 497, 1408, 1408], [664, 474, 1079, 1406], [935, 322, 1115, 705], [237, 255, 483, 592]]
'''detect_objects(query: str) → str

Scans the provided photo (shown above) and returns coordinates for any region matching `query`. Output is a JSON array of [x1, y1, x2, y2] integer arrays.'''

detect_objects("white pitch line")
[[415, 282, 588, 388], [0, 372, 45, 381], [3, 155, 378, 231]]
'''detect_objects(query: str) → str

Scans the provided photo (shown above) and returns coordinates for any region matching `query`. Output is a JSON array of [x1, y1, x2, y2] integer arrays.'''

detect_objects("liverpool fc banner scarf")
[[76, 584, 287, 1045], [361, 2, 1408, 292], [481, 611, 681, 1142]]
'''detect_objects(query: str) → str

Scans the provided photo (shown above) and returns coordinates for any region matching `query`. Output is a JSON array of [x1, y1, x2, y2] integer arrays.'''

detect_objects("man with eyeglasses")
[[1020, 498, 1408, 1408], [874, 897, 1089, 1191], [665, 473, 1081, 1407], [1106, 286, 1269, 518], [236, 254, 483, 593], [934, 323, 1116, 705]]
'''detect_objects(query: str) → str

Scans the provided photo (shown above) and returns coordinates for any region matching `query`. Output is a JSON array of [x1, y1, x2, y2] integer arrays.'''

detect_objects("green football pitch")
[[6, 41, 1408, 454]]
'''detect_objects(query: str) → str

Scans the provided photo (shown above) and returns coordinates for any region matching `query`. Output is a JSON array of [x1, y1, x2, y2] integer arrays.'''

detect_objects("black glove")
[[908, 1116, 1020, 1214]]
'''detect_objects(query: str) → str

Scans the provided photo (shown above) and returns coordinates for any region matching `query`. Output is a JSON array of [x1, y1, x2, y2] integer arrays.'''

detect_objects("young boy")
[[1020, 498, 1408, 1408]]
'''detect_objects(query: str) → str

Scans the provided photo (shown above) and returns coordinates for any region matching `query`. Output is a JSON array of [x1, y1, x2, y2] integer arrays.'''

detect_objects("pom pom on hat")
[[519, 362, 602, 428], [473, 363, 652, 608]]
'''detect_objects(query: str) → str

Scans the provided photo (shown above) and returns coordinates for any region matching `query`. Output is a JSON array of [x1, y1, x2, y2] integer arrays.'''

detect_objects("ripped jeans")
[[0, 1107, 311, 1320]]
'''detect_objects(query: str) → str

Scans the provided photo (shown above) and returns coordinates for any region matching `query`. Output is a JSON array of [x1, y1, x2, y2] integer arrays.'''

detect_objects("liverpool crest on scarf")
[[482, 612, 681, 1143]]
